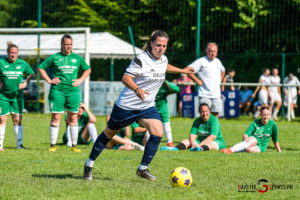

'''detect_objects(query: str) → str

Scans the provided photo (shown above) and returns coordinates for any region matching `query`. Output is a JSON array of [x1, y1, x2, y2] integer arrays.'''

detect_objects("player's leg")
[[223, 136, 257, 153], [137, 117, 163, 181], [65, 92, 81, 152], [86, 123, 98, 143], [11, 96, 24, 149], [211, 98, 222, 118], [245, 145, 261, 153], [48, 89, 65, 151], [0, 100, 10, 151], [244, 101, 252, 115]]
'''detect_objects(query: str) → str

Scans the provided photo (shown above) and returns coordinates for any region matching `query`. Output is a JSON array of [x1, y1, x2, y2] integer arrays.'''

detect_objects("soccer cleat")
[[167, 142, 174, 147], [83, 165, 93, 180], [0, 148, 4, 152], [132, 143, 145, 151], [48, 145, 56, 152], [222, 149, 233, 154], [190, 146, 202, 151], [17, 144, 25, 149], [160, 146, 178, 151], [136, 168, 157, 181], [71, 146, 81, 152]]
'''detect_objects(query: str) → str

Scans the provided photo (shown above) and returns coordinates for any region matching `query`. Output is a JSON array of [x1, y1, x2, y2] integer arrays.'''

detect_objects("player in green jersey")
[[62, 103, 98, 146], [155, 81, 180, 147], [222, 106, 281, 153], [161, 103, 226, 151], [38, 34, 91, 153], [0, 43, 34, 151]]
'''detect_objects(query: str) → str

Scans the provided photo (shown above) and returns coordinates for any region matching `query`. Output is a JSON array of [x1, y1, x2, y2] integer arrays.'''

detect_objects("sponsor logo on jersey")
[[4, 65, 9, 68], [71, 59, 77, 63], [16, 66, 21, 69]]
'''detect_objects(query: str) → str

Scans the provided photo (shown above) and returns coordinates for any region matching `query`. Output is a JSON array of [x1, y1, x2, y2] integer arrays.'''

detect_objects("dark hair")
[[61, 34, 72, 50], [7, 43, 18, 53], [261, 106, 269, 112], [143, 30, 169, 51], [227, 68, 235, 73], [199, 103, 210, 111]]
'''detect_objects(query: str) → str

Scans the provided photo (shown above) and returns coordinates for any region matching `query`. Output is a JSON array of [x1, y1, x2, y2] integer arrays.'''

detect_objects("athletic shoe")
[[132, 143, 145, 151], [0, 148, 4, 152], [71, 146, 81, 152], [17, 144, 25, 149], [167, 142, 174, 147], [222, 149, 233, 154], [136, 168, 157, 181], [48, 145, 56, 152], [190, 146, 202, 151], [83, 165, 93, 180], [160, 146, 178, 151]]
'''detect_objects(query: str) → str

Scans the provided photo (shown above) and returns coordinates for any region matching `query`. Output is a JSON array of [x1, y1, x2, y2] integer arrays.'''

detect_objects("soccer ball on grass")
[[169, 167, 192, 188]]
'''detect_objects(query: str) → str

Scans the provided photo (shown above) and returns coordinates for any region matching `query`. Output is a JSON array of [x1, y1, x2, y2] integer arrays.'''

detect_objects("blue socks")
[[89, 132, 110, 161], [140, 135, 162, 167]]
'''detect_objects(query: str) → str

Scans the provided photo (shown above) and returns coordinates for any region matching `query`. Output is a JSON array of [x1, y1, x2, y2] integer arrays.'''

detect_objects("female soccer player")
[[0, 43, 34, 151], [222, 106, 281, 153], [38, 34, 91, 152], [83, 30, 193, 181]]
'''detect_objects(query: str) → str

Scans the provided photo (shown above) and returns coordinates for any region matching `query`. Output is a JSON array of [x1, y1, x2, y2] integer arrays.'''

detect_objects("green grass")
[[0, 114, 299, 200]]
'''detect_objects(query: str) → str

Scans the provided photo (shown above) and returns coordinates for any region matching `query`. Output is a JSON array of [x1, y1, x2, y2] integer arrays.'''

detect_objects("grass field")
[[0, 114, 299, 200]]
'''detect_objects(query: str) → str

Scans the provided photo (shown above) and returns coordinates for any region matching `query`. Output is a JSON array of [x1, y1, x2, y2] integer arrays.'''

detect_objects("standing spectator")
[[187, 42, 225, 118], [269, 68, 282, 120], [239, 86, 253, 115], [0, 43, 34, 151], [283, 73, 300, 120], [252, 68, 271, 118], [38, 34, 91, 152], [222, 68, 235, 91], [172, 73, 193, 116]]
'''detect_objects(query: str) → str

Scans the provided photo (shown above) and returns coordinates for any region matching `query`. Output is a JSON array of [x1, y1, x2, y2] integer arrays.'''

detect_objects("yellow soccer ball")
[[169, 167, 192, 188]]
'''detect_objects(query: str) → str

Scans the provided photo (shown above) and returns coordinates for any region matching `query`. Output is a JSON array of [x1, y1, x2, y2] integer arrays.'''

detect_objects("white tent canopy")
[[0, 32, 143, 59]]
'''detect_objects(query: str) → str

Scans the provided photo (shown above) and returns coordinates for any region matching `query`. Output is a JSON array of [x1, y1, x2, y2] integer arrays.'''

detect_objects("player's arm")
[[252, 79, 263, 98], [189, 134, 197, 148], [19, 74, 34, 90], [81, 103, 96, 123], [122, 74, 149, 101], [38, 68, 61, 85], [188, 73, 203, 86], [72, 68, 91, 87], [221, 71, 225, 82], [274, 141, 281, 152], [166, 64, 194, 74], [221, 76, 227, 92]]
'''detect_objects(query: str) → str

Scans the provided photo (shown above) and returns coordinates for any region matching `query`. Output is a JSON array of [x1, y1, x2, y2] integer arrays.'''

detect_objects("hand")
[[72, 78, 83, 87], [135, 88, 150, 101], [0, 82, 4, 89], [80, 102, 88, 111], [182, 67, 194, 74], [19, 82, 27, 89], [49, 77, 61, 85], [243, 135, 250, 142]]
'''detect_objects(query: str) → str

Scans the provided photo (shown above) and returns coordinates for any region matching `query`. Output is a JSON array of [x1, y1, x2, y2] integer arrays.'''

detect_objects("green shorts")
[[49, 89, 80, 113], [0, 97, 23, 116], [62, 132, 92, 145], [195, 138, 226, 150]]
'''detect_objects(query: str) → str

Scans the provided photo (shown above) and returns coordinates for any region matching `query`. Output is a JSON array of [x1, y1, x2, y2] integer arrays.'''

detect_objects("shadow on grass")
[[268, 147, 300, 151], [32, 174, 112, 181]]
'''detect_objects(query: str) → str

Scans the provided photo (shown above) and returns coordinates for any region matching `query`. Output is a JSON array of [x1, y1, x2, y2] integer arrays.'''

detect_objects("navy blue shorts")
[[107, 104, 161, 130]]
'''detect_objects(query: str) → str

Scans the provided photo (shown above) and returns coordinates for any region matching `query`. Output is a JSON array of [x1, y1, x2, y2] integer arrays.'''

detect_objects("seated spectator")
[[173, 73, 193, 116], [160, 103, 226, 151], [253, 100, 262, 118], [239, 86, 253, 115], [222, 68, 235, 91], [283, 73, 300, 120]]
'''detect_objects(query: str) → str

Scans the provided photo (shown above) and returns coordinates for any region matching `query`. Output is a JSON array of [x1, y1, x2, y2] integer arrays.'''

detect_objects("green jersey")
[[0, 58, 34, 101], [131, 122, 146, 145], [65, 111, 89, 134], [155, 80, 180, 108], [38, 52, 90, 91], [244, 119, 278, 152], [190, 114, 225, 143]]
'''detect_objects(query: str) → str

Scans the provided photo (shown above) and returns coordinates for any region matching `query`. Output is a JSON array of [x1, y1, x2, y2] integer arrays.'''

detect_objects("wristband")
[[134, 88, 140, 93]]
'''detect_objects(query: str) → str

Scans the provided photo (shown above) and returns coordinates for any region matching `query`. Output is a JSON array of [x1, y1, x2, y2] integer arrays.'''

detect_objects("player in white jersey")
[[283, 73, 300, 120], [252, 68, 271, 118], [83, 30, 194, 181], [187, 42, 225, 118], [269, 68, 282, 120]]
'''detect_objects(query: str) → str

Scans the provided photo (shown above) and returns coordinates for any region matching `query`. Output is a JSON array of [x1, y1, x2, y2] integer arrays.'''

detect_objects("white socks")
[[50, 125, 59, 145], [14, 125, 23, 146], [0, 126, 5, 149], [272, 109, 279, 118], [291, 110, 295, 119], [66, 125, 72, 147], [163, 122, 173, 143], [231, 141, 250, 153], [88, 123, 98, 143], [138, 165, 148, 171], [70, 125, 79, 146], [85, 159, 95, 167]]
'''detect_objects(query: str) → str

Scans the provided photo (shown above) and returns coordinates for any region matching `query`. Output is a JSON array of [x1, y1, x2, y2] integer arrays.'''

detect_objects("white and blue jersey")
[[116, 51, 168, 110]]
